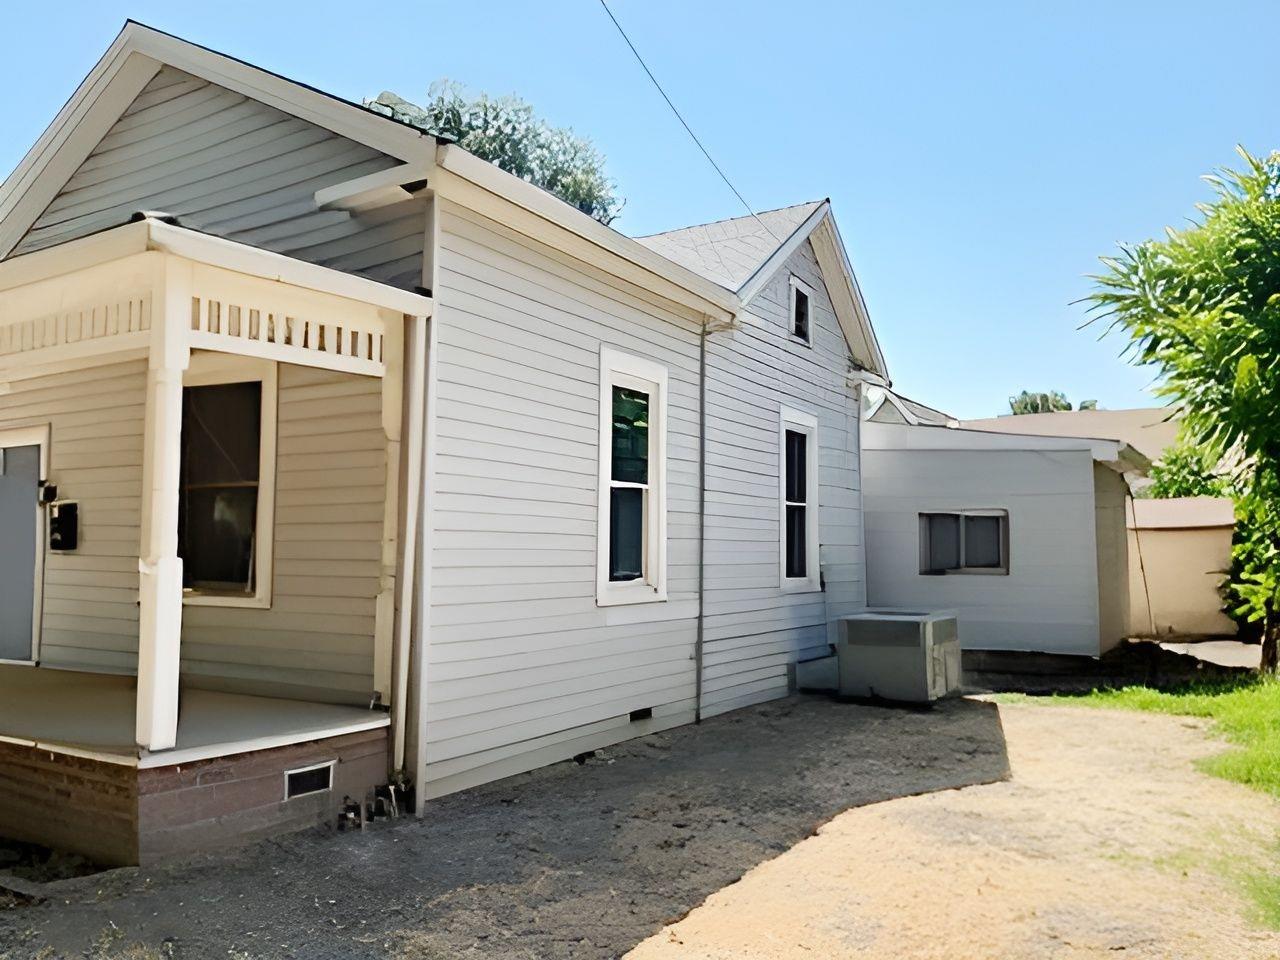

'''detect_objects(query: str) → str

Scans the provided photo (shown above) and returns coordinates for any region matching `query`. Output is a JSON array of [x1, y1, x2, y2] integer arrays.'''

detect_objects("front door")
[[0, 442, 41, 662]]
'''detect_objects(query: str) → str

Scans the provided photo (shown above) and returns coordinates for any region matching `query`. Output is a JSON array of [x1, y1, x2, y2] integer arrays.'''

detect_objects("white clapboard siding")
[[700, 239, 865, 718], [421, 199, 702, 794], [182, 364, 385, 702], [0, 359, 147, 671], [863, 445, 1103, 655], [12, 66, 425, 291]]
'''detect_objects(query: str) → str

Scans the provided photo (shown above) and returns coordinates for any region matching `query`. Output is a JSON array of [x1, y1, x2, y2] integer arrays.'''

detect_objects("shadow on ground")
[[0, 694, 1009, 960]]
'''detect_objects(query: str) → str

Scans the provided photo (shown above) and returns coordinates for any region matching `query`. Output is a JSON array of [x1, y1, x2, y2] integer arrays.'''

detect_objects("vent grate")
[[285, 762, 333, 799]]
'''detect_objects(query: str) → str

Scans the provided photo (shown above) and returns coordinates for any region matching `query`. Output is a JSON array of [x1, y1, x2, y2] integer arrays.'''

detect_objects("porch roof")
[[0, 666, 388, 768], [0, 216, 432, 379]]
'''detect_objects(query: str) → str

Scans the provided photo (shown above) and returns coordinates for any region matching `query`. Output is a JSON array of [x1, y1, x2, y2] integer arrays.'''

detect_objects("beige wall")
[[1128, 521, 1235, 638], [0, 356, 384, 702], [1094, 464, 1130, 653]]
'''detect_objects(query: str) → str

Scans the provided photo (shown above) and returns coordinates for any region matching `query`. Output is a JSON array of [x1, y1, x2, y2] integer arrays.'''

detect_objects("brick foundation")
[[0, 727, 388, 867]]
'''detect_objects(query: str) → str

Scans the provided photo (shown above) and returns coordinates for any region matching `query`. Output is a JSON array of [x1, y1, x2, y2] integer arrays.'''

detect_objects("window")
[[597, 348, 667, 606], [920, 511, 1009, 575], [789, 276, 813, 345], [779, 407, 820, 592], [180, 358, 277, 607]]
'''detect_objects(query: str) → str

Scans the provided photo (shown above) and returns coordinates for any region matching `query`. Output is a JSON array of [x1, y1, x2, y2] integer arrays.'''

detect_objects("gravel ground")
[[0, 695, 1009, 959], [627, 702, 1280, 960]]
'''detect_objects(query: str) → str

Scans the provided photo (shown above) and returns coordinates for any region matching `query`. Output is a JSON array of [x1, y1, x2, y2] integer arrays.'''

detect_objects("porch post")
[[136, 256, 191, 752]]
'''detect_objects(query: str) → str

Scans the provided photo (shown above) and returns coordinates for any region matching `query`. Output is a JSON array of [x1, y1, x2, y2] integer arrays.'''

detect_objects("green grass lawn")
[[999, 675, 1280, 928]]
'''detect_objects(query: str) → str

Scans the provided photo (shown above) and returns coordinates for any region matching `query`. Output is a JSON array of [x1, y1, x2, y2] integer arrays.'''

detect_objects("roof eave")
[[435, 144, 740, 321]]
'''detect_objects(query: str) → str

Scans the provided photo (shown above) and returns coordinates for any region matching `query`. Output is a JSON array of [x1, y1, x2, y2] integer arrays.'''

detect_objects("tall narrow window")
[[179, 360, 277, 608], [180, 382, 261, 595], [609, 385, 648, 582], [784, 430, 807, 578], [779, 407, 820, 592], [789, 276, 813, 345], [598, 349, 668, 605]]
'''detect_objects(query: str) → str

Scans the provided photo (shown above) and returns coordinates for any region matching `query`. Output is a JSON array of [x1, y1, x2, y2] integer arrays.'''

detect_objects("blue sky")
[[3, 1, 1275, 418]]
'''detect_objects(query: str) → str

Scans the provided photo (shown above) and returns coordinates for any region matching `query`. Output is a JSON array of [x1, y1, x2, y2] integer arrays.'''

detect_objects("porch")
[[0, 216, 430, 862], [0, 665, 388, 766]]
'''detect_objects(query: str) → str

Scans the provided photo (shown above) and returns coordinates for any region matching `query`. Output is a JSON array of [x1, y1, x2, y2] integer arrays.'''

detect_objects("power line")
[[598, 0, 778, 240]]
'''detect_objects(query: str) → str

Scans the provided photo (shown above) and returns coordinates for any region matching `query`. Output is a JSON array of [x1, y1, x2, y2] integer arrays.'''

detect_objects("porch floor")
[[0, 666, 388, 766]]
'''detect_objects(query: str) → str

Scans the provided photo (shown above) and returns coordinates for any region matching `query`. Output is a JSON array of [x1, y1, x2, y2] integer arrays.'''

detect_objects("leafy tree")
[[1008, 390, 1097, 414], [1087, 146, 1280, 670], [1141, 441, 1232, 499], [367, 83, 623, 225]]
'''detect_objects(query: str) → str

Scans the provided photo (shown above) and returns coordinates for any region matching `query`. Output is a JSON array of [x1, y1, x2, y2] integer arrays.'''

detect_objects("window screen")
[[920, 511, 1007, 573], [964, 515, 1003, 568], [792, 285, 810, 342], [609, 385, 649, 582], [784, 429, 807, 578], [179, 381, 262, 594], [923, 513, 961, 573]]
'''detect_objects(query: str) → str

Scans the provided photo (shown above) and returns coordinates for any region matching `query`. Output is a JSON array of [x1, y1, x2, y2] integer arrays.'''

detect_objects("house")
[[861, 421, 1147, 657], [960, 407, 1236, 638], [0, 24, 888, 864]]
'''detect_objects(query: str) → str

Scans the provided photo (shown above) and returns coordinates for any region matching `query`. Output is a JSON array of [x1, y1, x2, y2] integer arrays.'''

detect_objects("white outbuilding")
[[861, 421, 1148, 657]]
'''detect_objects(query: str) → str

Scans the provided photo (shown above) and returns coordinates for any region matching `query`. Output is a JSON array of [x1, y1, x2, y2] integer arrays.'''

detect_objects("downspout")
[[695, 320, 708, 722]]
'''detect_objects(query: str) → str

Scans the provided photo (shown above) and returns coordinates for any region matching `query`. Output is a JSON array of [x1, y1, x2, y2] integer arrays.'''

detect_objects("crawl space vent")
[[285, 763, 333, 799]]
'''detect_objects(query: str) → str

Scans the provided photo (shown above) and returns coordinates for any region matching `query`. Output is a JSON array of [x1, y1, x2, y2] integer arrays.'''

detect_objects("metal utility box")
[[836, 610, 961, 703]]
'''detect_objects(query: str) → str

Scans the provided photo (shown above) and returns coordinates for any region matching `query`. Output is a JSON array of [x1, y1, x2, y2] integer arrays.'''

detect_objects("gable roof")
[[635, 201, 889, 379], [0, 22, 739, 322], [635, 201, 823, 291]]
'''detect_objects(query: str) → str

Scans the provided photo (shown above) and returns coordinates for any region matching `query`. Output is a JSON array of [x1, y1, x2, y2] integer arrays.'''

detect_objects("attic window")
[[789, 276, 812, 345]]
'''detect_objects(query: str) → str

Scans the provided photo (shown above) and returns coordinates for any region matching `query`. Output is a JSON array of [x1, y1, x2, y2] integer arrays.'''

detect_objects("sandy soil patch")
[[627, 702, 1280, 960]]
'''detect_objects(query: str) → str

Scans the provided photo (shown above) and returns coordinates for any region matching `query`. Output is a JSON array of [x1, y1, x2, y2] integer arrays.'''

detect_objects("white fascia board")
[[146, 221, 433, 316], [125, 24, 433, 163], [864, 421, 1136, 464], [736, 201, 830, 306], [315, 163, 432, 213], [0, 219, 151, 292], [0, 41, 161, 260], [811, 214, 890, 381], [435, 144, 739, 322]]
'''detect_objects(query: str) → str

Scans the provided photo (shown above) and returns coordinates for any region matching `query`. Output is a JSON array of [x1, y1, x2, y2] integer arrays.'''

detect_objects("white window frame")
[[779, 406, 821, 593], [0, 423, 49, 666], [597, 347, 668, 607], [180, 353, 278, 609], [919, 509, 1010, 576], [788, 275, 814, 347]]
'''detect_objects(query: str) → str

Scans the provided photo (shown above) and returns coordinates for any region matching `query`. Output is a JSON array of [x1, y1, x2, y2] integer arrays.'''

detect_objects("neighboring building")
[[0, 24, 888, 862], [959, 408, 1180, 473], [862, 422, 1147, 656]]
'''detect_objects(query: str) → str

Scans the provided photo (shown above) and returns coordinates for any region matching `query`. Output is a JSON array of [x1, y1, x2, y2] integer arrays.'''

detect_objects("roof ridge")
[[632, 199, 826, 240]]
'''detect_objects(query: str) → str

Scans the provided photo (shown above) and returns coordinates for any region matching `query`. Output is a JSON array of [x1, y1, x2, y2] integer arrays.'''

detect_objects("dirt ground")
[[0, 696, 1008, 959], [627, 702, 1280, 960]]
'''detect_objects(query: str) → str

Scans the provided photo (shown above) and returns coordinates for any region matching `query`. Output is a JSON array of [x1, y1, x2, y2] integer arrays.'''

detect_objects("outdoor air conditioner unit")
[[835, 610, 962, 703]]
